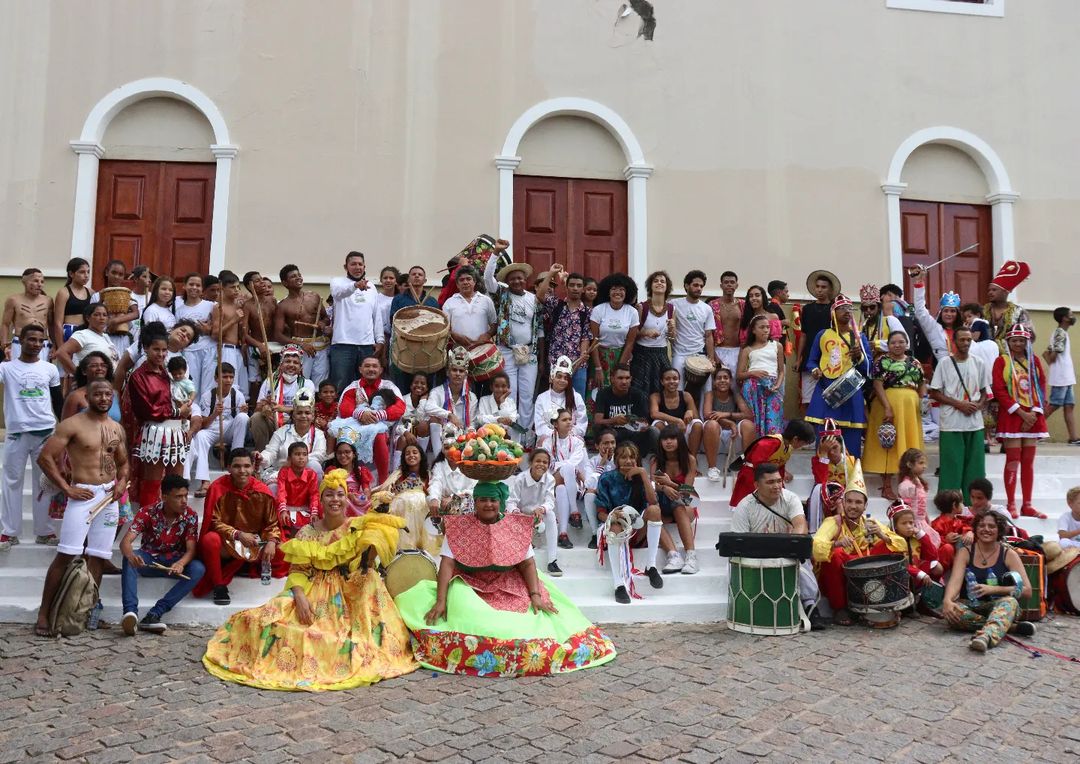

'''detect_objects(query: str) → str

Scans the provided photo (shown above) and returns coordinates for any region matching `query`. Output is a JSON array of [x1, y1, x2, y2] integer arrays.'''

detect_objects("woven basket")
[[457, 460, 520, 481], [391, 305, 449, 374]]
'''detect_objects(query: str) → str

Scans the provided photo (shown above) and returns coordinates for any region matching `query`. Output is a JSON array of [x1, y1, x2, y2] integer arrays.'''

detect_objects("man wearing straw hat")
[[483, 256, 541, 436], [33, 380, 128, 637], [796, 270, 840, 414]]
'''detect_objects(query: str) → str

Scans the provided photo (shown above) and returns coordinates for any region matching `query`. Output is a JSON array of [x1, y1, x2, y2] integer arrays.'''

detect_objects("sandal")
[[833, 608, 854, 627], [195, 484, 209, 499]]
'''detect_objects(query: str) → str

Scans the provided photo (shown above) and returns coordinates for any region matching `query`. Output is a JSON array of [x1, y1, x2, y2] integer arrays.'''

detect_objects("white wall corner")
[[70, 141, 104, 158], [210, 144, 239, 159], [624, 164, 654, 181], [881, 182, 907, 196], [986, 192, 1020, 205], [493, 155, 521, 171]]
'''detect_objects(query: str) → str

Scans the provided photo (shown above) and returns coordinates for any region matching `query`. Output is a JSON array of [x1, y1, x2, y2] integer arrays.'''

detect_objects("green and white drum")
[[727, 557, 804, 636]]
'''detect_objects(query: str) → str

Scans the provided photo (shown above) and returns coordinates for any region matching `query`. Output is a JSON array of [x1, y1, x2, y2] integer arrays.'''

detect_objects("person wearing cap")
[[483, 256, 540, 433], [807, 420, 857, 532], [256, 390, 327, 487], [804, 293, 873, 457], [870, 499, 944, 591], [250, 346, 315, 452], [983, 261, 1034, 353], [796, 270, 839, 414], [991, 323, 1049, 519], [811, 461, 897, 625], [395, 480, 617, 676]]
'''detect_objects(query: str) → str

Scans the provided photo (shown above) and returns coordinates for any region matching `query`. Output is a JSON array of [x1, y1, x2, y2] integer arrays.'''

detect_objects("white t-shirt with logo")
[[590, 303, 638, 349], [671, 297, 717, 356], [175, 299, 216, 351], [0, 359, 60, 433]]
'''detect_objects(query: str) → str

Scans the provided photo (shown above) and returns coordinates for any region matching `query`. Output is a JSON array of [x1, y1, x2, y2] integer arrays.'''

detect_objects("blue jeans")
[[121, 550, 206, 617], [571, 367, 587, 399], [330, 343, 375, 393]]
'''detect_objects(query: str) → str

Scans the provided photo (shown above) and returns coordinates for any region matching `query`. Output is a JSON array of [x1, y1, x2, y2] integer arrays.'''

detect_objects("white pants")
[[714, 346, 740, 374], [185, 345, 217, 401], [57, 482, 119, 559], [185, 414, 251, 481], [1, 431, 53, 538], [499, 346, 538, 430], [535, 507, 558, 562], [552, 463, 580, 534], [221, 344, 249, 392], [301, 347, 330, 387]]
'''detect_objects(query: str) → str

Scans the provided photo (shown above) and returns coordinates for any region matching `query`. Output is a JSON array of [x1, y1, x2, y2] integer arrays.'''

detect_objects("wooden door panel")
[[569, 179, 627, 282], [900, 199, 990, 308], [105, 235, 144, 267], [160, 163, 215, 278], [170, 239, 208, 279]]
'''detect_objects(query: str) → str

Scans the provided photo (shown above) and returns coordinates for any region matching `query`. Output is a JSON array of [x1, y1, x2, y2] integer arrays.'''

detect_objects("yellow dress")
[[202, 514, 418, 691]]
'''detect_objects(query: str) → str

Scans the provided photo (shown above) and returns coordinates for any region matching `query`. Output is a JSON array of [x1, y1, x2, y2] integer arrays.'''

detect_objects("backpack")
[[209, 387, 238, 419], [48, 557, 98, 637]]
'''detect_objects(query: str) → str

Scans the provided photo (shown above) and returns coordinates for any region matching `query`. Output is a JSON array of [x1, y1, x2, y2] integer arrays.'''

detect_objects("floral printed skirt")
[[394, 574, 617, 677], [202, 568, 417, 691], [741, 376, 784, 437]]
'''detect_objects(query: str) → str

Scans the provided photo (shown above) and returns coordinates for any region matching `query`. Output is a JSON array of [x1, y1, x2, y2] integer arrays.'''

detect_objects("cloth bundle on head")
[[859, 284, 880, 304], [990, 261, 1031, 293], [473, 480, 509, 512], [320, 468, 349, 495]]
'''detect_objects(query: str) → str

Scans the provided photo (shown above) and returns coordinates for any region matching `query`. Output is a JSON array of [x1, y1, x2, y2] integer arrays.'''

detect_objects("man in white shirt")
[[184, 362, 251, 495], [328, 251, 385, 393], [671, 270, 717, 393], [929, 327, 989, 503], [483, 257, 540, 433], [1045, 306, 1078, 445], [0, 324, 62, 549], [442, 267, 497, 353]]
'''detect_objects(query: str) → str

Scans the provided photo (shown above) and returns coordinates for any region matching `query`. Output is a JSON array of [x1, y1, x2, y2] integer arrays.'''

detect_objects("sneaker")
[[662, 551, 685, 574], [587, 535, 598, 550], [1069, 439, 1080, 446], [0, 534, 19, 550], [969, 636, 988, 653], [807, 608, 828, 631], [681, 551, 699, 575], [1013, 621, 1037, 638], [569, 512, 583, 529], [212, 585, 231, 606], [34, 535, 58, 546], [557, 533, 573, 549], [614, 586, 631, 604], [546, 561, 563, 577], [707, 467, 722, 482], [139, 613, 167, 634], [646, 567, 664, 589], [121, 611, 138, 637]]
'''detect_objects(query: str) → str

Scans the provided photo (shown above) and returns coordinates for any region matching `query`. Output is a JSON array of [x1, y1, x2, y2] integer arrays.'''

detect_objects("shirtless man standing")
[[210, 271, 249, 395], [709, 270, 743, 374], [274, 264, 329, 384], [243, 273, 277, 401], [34, 380, 128, 636], [2, 268, 53, 362]]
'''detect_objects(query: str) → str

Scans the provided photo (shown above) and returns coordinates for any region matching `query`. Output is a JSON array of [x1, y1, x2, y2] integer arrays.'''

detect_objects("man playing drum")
[[442, 266, 497, 360], [274, 264, 330, 385], [671, 270, 717, 400]]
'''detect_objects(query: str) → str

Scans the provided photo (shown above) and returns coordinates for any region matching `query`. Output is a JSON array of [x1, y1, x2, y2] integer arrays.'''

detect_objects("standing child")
[[276, 442, 320, 540], [1044, 307, 1078, 444], [930, 489, 972, 571], [1058, 486, 1080, 549], [544, 409, 588, 551], [506, 449, 559, 576], [896, 448, 940, 547]]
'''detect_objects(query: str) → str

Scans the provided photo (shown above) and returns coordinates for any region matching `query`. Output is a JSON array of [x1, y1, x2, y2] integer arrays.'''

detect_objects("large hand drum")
[[384, 549, 438, 598], [727, 557, 804, 636]]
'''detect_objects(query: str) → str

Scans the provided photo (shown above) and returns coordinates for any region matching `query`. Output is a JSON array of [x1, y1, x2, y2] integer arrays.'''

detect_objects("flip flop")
[[834, 608, 854, 627]]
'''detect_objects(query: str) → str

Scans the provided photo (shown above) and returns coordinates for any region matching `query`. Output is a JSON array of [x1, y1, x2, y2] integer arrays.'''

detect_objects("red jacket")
[[338, 378, 406, 422], [128, 364, 174, 421], [276, 467, 321, 514]]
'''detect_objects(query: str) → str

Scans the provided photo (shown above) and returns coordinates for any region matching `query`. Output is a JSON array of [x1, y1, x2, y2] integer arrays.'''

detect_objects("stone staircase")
[[0, 447, 1075, 626]]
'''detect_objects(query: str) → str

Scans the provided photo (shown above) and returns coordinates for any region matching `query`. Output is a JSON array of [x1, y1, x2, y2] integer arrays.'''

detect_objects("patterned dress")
[[862, 355, 924, 475]]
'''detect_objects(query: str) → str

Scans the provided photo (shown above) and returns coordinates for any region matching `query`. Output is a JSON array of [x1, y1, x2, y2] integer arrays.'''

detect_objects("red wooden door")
[[513, 175, 627, 282], [900, 200, 991, 307], [93, 160, 215, 289]]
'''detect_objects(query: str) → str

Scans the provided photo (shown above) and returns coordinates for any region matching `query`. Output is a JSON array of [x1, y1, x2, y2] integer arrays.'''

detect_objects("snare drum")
[[683, 355, 715, 390], [468, 342, 505, 382], [384, 549, 438, 598], [822, 367, 866, 408], [843, 554, 913, 620], [1050, 556, 1080, 616], [727, 557, 804, 636]]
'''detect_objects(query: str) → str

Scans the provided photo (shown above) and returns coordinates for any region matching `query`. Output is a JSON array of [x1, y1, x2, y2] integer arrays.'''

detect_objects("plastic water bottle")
[[261, 555, 272, 585], [986, 571, 998, 588], [964, 569, 979, 600]]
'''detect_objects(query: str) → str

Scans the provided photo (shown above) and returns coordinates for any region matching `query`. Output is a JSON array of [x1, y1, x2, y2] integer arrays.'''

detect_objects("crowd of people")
[[1, 239, 1078, 681]]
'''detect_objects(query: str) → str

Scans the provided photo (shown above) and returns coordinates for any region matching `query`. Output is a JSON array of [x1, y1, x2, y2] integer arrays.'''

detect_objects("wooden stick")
[[215, 302, 226, 457], [253, 296, 274, 387], [85, 492, 116, 525], [149, 561, 191, 580]]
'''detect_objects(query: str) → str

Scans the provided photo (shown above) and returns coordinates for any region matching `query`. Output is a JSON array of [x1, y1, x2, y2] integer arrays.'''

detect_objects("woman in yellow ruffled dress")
[[202, 469, 418, 691]]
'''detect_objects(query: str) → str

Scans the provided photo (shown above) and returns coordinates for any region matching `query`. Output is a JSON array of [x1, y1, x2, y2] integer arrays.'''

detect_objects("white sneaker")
[[121, 612, 138, 637], [681, 551, 699, 575], [662, 550, 685, 574], [707, 467, 722, 482]]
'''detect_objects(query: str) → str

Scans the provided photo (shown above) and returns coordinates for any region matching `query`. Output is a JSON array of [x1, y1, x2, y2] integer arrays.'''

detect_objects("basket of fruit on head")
[[445, 423, 524, 481]]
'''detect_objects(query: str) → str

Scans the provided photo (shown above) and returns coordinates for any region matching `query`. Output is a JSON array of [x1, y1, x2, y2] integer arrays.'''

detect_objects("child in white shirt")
[[1058, 486, 1080, 549], [582, 428, 618, 549], [507, 449, 560, 577]]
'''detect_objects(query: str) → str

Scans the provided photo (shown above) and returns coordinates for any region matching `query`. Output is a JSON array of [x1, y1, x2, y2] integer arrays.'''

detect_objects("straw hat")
[[806, 269, 841, 296], [1044, 540, 1080, 575]]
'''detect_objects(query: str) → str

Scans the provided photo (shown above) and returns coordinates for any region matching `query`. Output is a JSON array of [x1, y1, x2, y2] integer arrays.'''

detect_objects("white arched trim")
[[69, 77, 238, 275], [883, 126, 1018, 286], [495, 97, 653, 286]]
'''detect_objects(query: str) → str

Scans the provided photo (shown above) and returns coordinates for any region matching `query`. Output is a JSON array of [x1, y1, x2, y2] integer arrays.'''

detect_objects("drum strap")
[[751, 493, 793, 529], [949, 357, 972, 402]]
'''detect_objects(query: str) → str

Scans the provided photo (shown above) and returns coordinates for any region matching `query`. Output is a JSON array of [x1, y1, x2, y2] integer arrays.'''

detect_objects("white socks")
[[543, 508, 558, 561], [583, 493, 599, 534], [555, 485, 571, 533], [646, 520, 662, 571], [609, 544, 627, 588]]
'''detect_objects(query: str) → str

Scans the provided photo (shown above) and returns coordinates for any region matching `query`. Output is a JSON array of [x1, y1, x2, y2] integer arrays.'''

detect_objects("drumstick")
[[149, 561, 191, 580], [84, 492, 116, 525]]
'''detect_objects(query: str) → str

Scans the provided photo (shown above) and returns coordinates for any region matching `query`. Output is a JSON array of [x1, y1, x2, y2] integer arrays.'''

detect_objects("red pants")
[[816, 550, 860, 610], [937, 543, 955, 571], [193, 531, 288, 597]]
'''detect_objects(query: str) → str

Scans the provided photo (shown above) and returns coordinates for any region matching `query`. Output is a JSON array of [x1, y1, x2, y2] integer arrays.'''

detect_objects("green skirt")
[[394, 573, 617, 677]]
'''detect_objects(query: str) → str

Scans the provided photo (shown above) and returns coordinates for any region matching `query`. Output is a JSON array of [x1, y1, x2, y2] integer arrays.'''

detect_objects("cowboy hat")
[[806, 269, 841, 296], [497, 261, 534, 283], [1045, 542, 1080, 576]]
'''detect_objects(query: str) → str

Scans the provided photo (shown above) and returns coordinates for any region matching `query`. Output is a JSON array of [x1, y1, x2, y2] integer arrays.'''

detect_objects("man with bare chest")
[[2, 268, 53, 362], [34, 380, 128, 636], [710, 270, 744, 373], [273, 264, 329, 384], [210, 271, 249, 395], [243, 273, 277, 400]]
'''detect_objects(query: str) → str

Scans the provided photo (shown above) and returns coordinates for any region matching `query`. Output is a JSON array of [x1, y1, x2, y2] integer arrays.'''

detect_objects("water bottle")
[[986, 571, 998, 588], [261, 555, 272, 585], [964, 569, 979, 600]]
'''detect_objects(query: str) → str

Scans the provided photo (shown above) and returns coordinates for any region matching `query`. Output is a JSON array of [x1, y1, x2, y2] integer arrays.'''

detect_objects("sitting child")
[[506, 448, 560, 577], [930, 489, 972, 570], [871, 499, 943, 590], [276, 442, 320, 540], [582, 429, 618, 549], [328, 388, 400, 467], [969, 477, 1028, 540], [313, 380, 338, 432], [1059, 486, 1080, 549], [477, 371, 519, 435]]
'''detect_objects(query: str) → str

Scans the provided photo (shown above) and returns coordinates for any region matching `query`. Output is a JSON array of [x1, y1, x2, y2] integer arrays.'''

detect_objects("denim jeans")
[[571, 367, 587, 399], [121, 550, 206, 617], [329, 343, 375, 393]]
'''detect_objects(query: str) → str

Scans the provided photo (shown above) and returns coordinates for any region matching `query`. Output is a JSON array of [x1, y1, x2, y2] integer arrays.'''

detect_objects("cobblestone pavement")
[[3, 616, 1080, 764]]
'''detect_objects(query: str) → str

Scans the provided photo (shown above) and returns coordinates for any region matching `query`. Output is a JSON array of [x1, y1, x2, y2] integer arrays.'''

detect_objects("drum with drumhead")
[[100, 287, 134, 334], [727, 557, 805, 636], [226, 537, 263, 562], [683, 354, 715, 391], [822, 367, 866, 409], [1050, 555, 1080, 616], [384, 549, 438, 598], [843, 554, 912, 628], [391, 306, 450, 374], [468, 342, 505, 382]]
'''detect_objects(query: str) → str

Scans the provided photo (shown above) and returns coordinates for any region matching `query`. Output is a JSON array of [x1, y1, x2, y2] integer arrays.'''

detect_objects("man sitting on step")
[[193, 448, 285, 606], [119, 474, 204, 635]]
